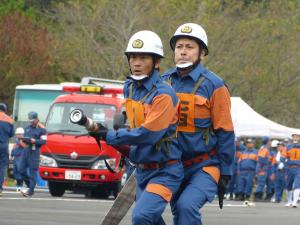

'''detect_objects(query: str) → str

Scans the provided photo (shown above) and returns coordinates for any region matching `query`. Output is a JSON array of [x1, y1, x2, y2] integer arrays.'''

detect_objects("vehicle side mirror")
[[113, 112, 127, 130]]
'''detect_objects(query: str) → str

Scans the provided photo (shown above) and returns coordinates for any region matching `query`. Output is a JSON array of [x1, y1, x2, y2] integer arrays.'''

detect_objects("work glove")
[[88, 123, 108, 141], [218, 175, 231, 209]]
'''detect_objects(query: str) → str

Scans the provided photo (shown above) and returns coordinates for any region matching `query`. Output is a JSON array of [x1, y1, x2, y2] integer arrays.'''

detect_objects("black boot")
[[240, 193, 245, 201], [254, 192, 263, 202], [245, 194, 251, 201], [264, 193, 272, 202], [235, 193, 241, 201]]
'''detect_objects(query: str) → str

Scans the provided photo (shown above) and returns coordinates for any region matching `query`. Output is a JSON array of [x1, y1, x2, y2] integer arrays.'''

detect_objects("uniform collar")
[[183, 63, 205, 82], [138, 70, 161, 91]]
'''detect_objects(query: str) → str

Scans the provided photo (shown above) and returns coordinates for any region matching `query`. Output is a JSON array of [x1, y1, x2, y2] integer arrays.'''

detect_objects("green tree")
[[0, 11, 56, 111]]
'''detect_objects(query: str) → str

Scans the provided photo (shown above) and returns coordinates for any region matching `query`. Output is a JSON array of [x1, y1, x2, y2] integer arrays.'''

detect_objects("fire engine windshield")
[[46, 102, 117, 135]]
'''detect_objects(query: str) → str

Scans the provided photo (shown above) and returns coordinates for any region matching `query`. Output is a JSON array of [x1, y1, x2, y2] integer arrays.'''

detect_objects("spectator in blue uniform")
[[265, 139, 277, 201], [274, 141, 287, 203], [20, 112, 46, 197], [254, 136, 271, 201], [227, 136, 246, 200], [236, 138, 258, 201], [0, 103, 14, 197], [286, 131, 300, 208], [11, 127, 26, 191]]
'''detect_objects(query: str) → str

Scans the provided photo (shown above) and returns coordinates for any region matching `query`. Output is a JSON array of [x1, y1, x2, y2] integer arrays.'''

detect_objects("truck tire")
[[48, 181, 66, 197]]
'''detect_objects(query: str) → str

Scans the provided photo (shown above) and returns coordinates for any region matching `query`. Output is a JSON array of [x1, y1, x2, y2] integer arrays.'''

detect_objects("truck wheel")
[[48, 181, 66, 197]]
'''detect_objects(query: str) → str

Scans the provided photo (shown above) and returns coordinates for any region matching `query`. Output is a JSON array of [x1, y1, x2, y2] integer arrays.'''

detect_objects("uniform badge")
[[132, 39, 143, 48], [181, 26, 192, 33]]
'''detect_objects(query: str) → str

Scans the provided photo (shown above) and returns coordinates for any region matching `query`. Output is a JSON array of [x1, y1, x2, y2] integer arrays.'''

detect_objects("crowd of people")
[[0, 105, 46, 197], [226, 135, 300, 208]]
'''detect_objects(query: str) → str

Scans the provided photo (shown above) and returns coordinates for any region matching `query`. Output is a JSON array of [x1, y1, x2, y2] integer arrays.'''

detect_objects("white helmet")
[[170, 23, 208, 55], [125, 30, 164, 58], [271, 140, 279, 148], [15, 127, 24, 135], [292, 130, 300, 137]]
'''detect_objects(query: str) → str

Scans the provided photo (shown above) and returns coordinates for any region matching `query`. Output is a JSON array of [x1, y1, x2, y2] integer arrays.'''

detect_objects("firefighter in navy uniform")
[[236, 138, 258, 201], [162, 23, 235, 225], [20, 112, 46, 197], [286, 131, 300, 207], [0, 103, 14, 196], [254, 137, 271, 201], [226, 136, 246, 200], [89, 31, 183, 225], [274, 141, 287, 203]]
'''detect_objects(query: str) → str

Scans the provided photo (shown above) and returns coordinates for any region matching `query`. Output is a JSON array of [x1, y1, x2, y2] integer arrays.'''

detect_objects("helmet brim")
[[124, 51, 164, 58]]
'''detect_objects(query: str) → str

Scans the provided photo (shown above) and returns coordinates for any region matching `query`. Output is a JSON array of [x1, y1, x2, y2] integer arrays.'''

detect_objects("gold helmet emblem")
[[181, 26, 192, 33], [132, 39, 144, 48]]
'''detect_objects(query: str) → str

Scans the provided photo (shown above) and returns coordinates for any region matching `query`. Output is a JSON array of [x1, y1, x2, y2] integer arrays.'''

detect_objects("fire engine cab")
[[39, 79, 125, 198]]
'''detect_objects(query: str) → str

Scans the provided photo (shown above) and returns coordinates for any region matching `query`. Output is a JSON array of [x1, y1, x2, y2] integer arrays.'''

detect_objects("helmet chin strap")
[[129, 74, 149, 81], [176, 59, 200, 72], [175, 47, 205, 72], [176, 62, 193, 69]]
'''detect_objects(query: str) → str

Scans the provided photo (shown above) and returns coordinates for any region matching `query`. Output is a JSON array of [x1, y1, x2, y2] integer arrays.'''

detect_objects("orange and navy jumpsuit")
[[237, 147, 258, 197], [255, 144, 271, 194], [162, 63, 235, 225], [227, 142, 246, 196], [0, 111, 14, 191], [106, 70, 183, 225], [286, 144, 300, 191], [266, 147, 277, 198], [274, 146, 287, 202]]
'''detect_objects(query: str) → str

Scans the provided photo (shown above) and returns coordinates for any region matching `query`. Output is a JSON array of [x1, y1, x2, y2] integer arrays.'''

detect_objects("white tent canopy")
[[231, 97, 300, 139]]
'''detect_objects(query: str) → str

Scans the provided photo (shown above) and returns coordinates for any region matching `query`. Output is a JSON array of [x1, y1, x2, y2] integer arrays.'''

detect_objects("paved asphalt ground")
[[0, 188, 299, 225]]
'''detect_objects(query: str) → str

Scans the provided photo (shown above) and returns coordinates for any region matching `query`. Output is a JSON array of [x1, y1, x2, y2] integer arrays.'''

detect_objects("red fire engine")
[[39, 82, 125, 198]]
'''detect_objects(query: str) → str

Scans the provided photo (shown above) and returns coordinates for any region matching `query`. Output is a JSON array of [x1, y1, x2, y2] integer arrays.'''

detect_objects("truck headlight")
[[40, 155, 58, 167], [91, 158, 116, 170]]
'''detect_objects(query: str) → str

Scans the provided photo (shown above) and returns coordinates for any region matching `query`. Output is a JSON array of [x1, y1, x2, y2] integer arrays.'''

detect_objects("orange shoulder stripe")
[[249, 153, 258, 161], [142, 94, 178, 132], [240, 153, 258, 161], [236, 151, 242, 158], [210, 86, 233, 131], [0, 112, 14, 124], [258, 148, 269, 157]]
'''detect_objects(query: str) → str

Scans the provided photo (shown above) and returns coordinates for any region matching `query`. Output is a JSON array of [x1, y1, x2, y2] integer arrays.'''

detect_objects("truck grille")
[[51, 153, 100, 169]]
